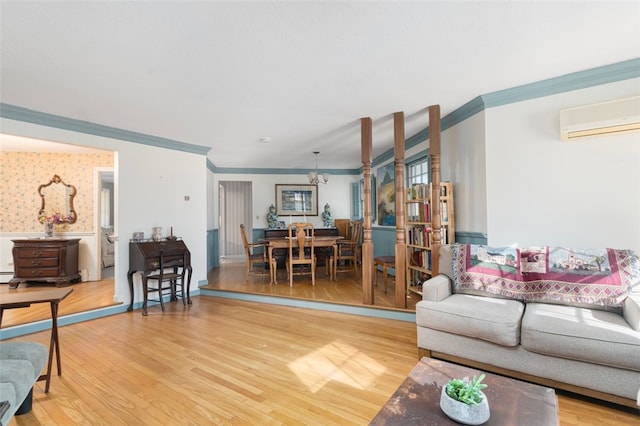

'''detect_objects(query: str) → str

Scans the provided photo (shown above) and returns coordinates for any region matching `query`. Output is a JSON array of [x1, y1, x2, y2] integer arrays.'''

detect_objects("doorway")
[[219, 181, 253, 261], [96, 168, 115, 281]]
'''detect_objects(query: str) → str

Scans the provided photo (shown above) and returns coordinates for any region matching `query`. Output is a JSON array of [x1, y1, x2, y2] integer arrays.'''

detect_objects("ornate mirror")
[[38, 174, 78, 224]]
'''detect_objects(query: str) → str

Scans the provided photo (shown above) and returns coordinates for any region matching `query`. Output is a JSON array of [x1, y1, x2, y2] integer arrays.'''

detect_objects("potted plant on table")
[[440, 373, 490, 425]]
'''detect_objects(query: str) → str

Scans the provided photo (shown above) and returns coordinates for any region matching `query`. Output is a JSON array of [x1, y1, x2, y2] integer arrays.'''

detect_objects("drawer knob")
[[31, 260, 41, 266]]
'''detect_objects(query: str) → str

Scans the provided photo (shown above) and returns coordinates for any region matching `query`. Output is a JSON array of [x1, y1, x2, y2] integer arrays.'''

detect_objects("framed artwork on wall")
[[376, 162, 395, 226], [275, 184, 318, 216]]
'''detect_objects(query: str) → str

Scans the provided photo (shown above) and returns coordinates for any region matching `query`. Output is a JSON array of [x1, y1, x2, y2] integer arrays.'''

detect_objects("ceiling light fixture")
[[308, 151, 329, 185]]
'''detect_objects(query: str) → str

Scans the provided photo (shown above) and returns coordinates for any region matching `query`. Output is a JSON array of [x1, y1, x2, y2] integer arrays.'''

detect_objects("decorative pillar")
[[361, 117, 374, 305], [429, 105, 442, 276], [394, 112, 407, 308]]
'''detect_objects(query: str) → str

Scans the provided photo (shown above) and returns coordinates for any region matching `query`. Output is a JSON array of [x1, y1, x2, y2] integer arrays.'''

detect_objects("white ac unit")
[[559, 95, 640, 140]]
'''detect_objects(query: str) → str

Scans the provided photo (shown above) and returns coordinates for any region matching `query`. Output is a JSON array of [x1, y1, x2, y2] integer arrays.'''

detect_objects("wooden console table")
[[9, 239, 81, 288]]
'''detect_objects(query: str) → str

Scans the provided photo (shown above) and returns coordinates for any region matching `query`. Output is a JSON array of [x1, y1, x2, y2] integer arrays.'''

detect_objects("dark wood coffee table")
[[370, 357, 558, 425]]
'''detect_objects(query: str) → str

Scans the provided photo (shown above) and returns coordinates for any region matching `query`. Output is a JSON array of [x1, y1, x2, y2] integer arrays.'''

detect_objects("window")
[[351, 177, 376, 221], [101, 188, 111, 227], [407, 156, 430, 187]]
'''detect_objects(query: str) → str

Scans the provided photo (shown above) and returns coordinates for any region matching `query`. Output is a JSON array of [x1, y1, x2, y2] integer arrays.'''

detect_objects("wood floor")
[[202, 257, 421, 312], [1, 261, 639, 425], [1, 258, 418, 328]]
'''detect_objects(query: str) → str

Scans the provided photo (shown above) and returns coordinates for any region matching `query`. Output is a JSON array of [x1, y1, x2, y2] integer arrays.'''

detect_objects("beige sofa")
[[416, 244, 640, 408]]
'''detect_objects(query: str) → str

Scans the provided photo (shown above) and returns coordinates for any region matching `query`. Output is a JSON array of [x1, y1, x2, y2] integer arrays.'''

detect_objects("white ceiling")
[[1, 1, 639, 170]]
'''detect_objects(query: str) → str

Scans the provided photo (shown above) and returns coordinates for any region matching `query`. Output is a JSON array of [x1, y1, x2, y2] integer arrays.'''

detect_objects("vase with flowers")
[[38, 212, 73, 238]]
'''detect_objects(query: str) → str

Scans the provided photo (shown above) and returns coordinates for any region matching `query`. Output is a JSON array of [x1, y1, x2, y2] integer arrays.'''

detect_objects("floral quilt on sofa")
[[452, 244, 638, 307]]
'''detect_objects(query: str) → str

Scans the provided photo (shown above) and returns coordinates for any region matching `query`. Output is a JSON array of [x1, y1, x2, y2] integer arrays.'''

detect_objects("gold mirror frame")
[[38, 174, 78, 224]]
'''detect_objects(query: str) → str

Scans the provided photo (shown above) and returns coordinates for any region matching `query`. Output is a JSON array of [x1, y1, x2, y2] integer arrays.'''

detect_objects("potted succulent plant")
[[440, 373, 490, 425]]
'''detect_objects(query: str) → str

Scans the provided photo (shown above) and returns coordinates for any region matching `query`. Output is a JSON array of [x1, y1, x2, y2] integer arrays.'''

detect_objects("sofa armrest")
[[623, 293, 640, 331], [421, 274, 452, 302]]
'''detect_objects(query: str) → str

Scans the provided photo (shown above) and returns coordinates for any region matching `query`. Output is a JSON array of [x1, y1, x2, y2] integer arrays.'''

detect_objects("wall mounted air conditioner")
[[560, 95, 640, 140]]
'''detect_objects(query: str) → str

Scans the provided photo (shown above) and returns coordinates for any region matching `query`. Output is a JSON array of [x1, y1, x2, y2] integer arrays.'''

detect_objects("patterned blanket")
[[452, 244, 637, 307]]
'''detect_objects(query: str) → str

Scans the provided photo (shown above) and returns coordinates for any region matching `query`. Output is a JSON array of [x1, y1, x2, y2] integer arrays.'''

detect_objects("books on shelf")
[[405, 181, 455, 295], [408, 183, 429, 200]]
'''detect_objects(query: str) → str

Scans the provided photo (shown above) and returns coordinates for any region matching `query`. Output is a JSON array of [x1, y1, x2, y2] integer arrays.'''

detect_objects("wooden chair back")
[[240, 224, 272, 283], [333, 220, 363, 275], [286, 222, 316, 286], [240, 224, 250, 250], [334, 219, 351, 239]]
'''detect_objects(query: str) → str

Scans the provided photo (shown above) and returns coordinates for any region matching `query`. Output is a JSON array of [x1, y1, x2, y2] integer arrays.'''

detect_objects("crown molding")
[[0, 103, 211, 156]]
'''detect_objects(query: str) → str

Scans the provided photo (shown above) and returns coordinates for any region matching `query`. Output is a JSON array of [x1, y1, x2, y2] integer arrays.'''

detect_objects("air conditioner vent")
[[560, 96, 640, 140]]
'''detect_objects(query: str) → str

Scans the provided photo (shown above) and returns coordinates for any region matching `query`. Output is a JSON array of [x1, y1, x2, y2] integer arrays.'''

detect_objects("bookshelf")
[[405, 181, 455, 295]]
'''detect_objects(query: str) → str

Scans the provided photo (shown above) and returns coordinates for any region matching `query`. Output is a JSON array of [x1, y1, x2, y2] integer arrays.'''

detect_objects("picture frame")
[[278, 221, 286, 229], [132, 231, 144, 242], [275, 184, 318, 216], [376, 162, 396, 226]]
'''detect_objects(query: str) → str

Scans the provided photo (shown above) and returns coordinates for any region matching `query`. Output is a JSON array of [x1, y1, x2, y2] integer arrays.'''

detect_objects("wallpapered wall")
[[0, 152, 114, 232]]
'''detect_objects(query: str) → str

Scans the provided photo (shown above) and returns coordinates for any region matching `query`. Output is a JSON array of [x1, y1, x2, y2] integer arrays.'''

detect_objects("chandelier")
[[308, 151, 329, 185]]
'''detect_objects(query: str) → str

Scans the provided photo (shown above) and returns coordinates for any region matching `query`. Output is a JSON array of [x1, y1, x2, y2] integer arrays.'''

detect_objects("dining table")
[[261, 235, 344, 284]]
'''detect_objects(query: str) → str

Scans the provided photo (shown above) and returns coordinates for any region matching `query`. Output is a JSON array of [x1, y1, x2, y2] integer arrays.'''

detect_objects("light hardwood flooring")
[[1, 261, 638, 425], [0, 278, 118, 328], [202, 257, 421, 312], [1, 258, 418, 328]]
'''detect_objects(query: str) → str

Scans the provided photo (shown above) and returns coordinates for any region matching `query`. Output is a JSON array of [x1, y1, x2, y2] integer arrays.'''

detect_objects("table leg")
[[42, 301, 62, 393], [142, 274, 149, 316], [269, 246, 276, 284], [186, 267, 193, 305], [127, 270, 135, 311], [333, 244, 338, 282]]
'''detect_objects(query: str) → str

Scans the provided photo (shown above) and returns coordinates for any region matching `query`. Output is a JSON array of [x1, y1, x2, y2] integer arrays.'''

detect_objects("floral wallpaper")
[[0, 151, 114, 233]]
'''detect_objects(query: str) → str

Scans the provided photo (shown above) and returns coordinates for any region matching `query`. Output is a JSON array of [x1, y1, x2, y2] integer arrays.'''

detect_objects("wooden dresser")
[[10, 239, 81, 288]]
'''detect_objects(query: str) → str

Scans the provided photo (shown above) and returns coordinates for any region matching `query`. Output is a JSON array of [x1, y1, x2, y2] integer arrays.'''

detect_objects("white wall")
[[209, 173, 358, 230], [483, 78, 640, 252], [0, 118, 208, 305], [441, 111, 488, 235]]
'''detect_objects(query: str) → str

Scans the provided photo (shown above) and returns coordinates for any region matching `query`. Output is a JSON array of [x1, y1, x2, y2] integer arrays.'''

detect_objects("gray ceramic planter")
[[440, 387, 490, 425]]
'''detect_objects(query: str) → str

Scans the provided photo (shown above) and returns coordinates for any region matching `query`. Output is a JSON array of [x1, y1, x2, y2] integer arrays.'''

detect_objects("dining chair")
[[240, 224, 274, 283], [334, 219, 351, 240], [286, 222, 316, 287], [331, 220, 362, 275], [145, 249, 188, 313]]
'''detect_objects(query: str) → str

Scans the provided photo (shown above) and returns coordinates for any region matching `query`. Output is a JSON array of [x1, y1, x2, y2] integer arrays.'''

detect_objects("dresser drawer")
[[14, 248, 60, 259], [16, 258, 59, 268], [15, 267, 62, 278]]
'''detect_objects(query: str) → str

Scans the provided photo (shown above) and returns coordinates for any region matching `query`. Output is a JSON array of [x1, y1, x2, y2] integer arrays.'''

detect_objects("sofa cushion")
[[624, 294, 640, 331], [0, 342, 48, 424], [438, 244, 455, 278], [0, 382, 17, 425], [0, 360, 34, 410], [522, 303, 640, 371], [452, 244, 634, 309], [416, 294, 525, 347]]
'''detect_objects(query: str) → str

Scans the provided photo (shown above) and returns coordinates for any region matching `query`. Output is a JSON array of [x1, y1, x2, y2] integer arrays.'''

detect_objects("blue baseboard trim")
[[0, 287, 412, 339], [0, 288, 202, 340], [199, 289, 415, 322]]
